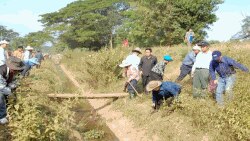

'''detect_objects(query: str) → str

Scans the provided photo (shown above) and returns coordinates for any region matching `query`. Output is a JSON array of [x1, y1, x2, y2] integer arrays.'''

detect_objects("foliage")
[[63, 42, 250, 141], [84, 129, 105, 140], [40, 0, 130, 50], [7, 61, 77, 140], [119, 0, 223, 47], [0, 25, 19, 41]]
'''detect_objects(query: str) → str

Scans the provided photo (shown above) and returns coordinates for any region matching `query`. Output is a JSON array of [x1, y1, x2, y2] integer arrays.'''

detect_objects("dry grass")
[[62, 41, 250, 141]]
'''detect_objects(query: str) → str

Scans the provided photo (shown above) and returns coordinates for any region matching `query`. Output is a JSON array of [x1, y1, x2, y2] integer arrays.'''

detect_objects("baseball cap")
[[212, 51, 222, 61]]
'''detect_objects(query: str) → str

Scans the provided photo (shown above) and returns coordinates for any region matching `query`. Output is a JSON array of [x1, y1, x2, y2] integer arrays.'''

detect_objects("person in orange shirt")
[[13, 46, 24, 60]]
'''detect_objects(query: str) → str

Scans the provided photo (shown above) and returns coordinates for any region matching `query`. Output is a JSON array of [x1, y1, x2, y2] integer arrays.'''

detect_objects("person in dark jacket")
[[209, 51, 249, 106], [138, 48, 157, 94], [35, 50, 44, 68], [146, 81, 181, 110], [175, 45, 201, 82], [0, 57, 25, 124]]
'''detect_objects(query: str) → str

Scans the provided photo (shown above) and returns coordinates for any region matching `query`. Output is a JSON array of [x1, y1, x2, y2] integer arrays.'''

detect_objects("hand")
[[140, 71, 143, 75], [214, 80, 218, 84]]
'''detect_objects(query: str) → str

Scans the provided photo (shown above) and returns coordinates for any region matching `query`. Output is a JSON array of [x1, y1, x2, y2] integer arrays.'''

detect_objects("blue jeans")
[[216, 75, 236, 105], [0, 93, 7, 119], [127, 79, 138, 98]]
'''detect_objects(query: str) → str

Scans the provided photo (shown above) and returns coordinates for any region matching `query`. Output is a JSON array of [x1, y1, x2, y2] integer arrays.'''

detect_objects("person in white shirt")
[[0, 40, 9, 66], [125, 47, 141, 69], [23, 46, 33, 64], [191, 41, 212, 98]]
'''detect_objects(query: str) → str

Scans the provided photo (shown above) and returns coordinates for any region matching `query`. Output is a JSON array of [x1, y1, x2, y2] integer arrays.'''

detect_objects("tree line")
[[3, 0, 250, 51]]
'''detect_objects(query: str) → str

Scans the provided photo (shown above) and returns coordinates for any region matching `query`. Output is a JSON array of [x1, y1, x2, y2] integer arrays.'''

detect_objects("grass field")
[[62, 41, 250, 141]]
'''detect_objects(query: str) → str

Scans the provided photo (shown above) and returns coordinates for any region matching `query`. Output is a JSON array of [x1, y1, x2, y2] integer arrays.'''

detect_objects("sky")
[[0, 0, 249, 41]]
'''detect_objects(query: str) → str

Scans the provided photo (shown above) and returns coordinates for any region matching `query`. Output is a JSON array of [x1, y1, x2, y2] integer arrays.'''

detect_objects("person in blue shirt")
[[209, 51, 249, 105], [21, 57, 40, 77], [176, 45, 201, 82], [146, 81, 181, 110]]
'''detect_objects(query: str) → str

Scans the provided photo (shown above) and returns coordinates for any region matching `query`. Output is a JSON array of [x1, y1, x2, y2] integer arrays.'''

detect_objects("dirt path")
[[60, 64, 152, 141]]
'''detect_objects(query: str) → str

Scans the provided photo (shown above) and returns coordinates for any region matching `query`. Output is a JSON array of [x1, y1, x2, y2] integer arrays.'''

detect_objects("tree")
[[0, 25, 19, 41], [231, 16, 250, 40], [23, 31, 53, 49], [119, 0, 223, 47], [40, 0, 130, 50]]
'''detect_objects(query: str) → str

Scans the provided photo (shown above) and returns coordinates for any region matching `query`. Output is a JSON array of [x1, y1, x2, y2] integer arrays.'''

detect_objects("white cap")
[[192, 45, 201, 51], [0, 40, 9, 45]]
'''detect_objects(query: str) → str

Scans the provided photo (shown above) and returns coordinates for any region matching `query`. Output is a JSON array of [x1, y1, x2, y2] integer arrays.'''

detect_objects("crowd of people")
[[119, 40, 249, 110], [0, 40, 43, 124]]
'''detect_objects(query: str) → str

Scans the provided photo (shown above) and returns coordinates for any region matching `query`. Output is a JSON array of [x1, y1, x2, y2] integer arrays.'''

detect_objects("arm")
[[0, 75, 11, 96], [227, 57, 249, 72], [209, 61, 216, 80], [138, 57, 143, 71]]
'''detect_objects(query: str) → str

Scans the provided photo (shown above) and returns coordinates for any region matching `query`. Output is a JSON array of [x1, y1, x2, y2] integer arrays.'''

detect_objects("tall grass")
[[62, 42, 250, 141]]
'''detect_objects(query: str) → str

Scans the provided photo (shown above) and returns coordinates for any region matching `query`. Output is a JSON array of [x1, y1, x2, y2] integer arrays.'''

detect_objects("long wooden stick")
[[128, 81, 142, 97]]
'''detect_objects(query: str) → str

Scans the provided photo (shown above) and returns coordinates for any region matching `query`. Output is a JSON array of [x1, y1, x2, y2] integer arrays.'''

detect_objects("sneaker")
[[0, 117, 8, 124]]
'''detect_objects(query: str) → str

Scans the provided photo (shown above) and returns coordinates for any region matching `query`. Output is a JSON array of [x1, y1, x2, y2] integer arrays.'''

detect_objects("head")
[[192, 45, 201, 54], [189, 28, 193, 32], [197, 41, 209, 53], [132, 47, 142, 55], [0, 40, 9, 48], [163, 55, 173, 64], [17, 46, 23, 52], [212, 51, 222, 62], [145, 48, 152, 57], [146, 81, 162, 92]]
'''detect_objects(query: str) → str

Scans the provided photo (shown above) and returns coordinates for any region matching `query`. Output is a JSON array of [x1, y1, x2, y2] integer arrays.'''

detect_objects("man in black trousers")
[[139, 48, 157, 94]]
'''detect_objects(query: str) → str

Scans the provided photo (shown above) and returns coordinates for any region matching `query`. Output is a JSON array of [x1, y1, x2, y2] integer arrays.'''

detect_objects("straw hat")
[[146, 81, 162, 91], [119, 60, 132, 67], [25, 46, 33, 50], [132, 47, 142, 54]]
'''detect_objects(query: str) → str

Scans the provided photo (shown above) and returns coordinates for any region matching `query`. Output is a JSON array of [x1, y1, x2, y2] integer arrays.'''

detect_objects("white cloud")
[[0, 10, 43, 35]]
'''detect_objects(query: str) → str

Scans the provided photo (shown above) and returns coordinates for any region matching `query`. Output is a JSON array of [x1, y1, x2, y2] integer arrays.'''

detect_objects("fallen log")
[[47, 93, 128, 99]]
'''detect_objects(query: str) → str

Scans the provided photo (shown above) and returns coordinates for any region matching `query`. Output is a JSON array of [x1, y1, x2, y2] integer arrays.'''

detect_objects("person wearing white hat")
[[175, 45, 201, 82], [0, 40, 9, 67], [23, 46, 33, 64], [119, 60, 140, 99], [124, 47, 142, 69]]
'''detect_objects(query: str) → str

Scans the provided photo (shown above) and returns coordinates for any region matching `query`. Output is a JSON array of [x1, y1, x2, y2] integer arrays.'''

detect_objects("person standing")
[[138, 48, 157, 94], [185, 29, 195, 47], [176, 45, 201, 82], [150, 55, 173, 81], [125, 47, 141, 69], [0, 40, 9, 67], [35, 50, 44, 68], [191, 41, 212, 98], [13, 46, 24, 60], [23, 46, 33, 64], [122, 38, 129, 47], [209, 51, 249, 106]]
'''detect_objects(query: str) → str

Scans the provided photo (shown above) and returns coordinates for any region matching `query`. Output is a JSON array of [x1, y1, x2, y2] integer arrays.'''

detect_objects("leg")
[[199, 69, 210, 97], [141, 75, 147, 93], [176, 65, 191, 82], [193, 70, 202, 98], [21, 64, 31, 76], [127, 79, 138, 99], [215, 77, 226, 106], [0, 93, 7, 119], [144, 76, 151, 94], [225, 75, 236, 102]]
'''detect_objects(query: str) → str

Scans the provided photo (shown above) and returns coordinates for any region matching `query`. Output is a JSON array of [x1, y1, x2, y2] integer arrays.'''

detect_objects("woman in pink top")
[[119, 60, 140, 99]]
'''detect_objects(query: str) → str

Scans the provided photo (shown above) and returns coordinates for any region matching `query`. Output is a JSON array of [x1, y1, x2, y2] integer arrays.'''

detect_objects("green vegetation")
[[62, 42, 250, 141], [39, 0, 223, 50]]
